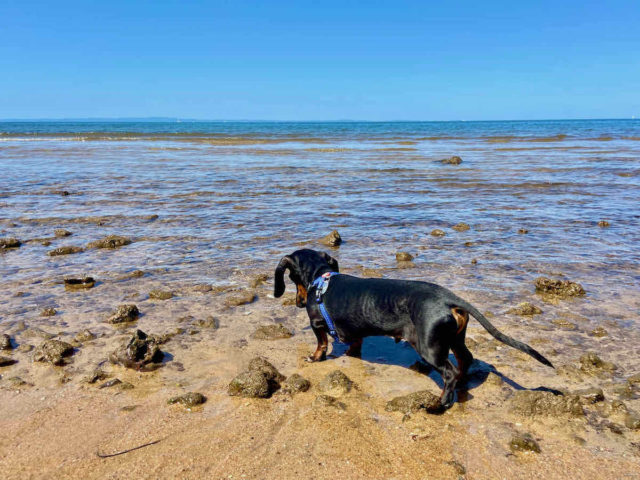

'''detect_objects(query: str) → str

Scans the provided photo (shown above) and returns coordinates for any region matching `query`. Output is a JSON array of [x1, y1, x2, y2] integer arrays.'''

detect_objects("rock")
[[88, 235, 132, 249], [430, 229, 446, 237], [317, 370, 354, 395], [40, 307, 57, 317], [597, 400, 628, 418], [361, 268, 384, 278], [552, 318, 577, 330], [579, 353, 616, 375], [74, 329, 96, 342], [248, 273, 269, 288], [33, 340, 74, 365], [470, 258, 478, 265], [6, 376, 31, 388], [64, 277, 95, 290], [168, 392, 206, 407], [0, 334, 12, 350], [191, 283, 212, 293], [509, 390, 584, 417], [228, 370, 270, 398], [518, 228, 529, 234], [279, 374, 311, 394], [509, 433, 541, 453], [106, 304, 139, 324], [54, 229, 72, 237], [385, 390, 441, 414], [195, 316, 218, 329], [395, 252, 414, 262], [625, 412, 640, 430], [149, 289, 173, 300], [41, 240, 52, 246], [48, 246, 84, 256], [109, 330, 164, 369], [0, 237, 21, 249], [452, 222, 470, 232], [313, 395, 346, 410], [224, 290, 257, 307], [610, 383, 634, 400], [507, 302, 542, 316], [319, 230, 342, 247], [251, 324, 293, 340], [0, 356, 17, 367], [248, 357, 285, 383], [534, 277, 585, 298], [99, 378, 123, 389], [597, 220, 610, 228], [440, 156, 462, 165], [628, 373, 640, 386], [84, 368, 108, 384], [589, 326, 608, 337], [574, 387, 605, 404]]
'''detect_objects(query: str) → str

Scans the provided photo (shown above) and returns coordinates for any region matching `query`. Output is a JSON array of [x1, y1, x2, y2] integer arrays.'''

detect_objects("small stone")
[[228, 370, 270, 398], [579, 353, 616, 375], [395, 252, 414, 262], [552, 318, 577, 330], [610, 383, 634, 400], [33, 339, 74, 365], [99, 378, 122, 389], [518, 228, 529, 234], [87, 235, 132, 249], [574, 387, 605, 404], [149, 289, 173, 300], [430, 229, 446, 237], [224, 290, 257, 307], [195, 316, 218, 329], [590, 326, 608, 337], [48, 246, 83, 256], [168, 392, 206, 407], [507, 302, 542, 316], [509, 433, 541, 453], [248, 273, 269, 288], [0, 356, 17, 367], [597, 220, 610, 228], [628, 373, 640, 386], [313, 395, 346, 410], [40, 307, 57, 317], [385, 390, 441, 414], [106, 304, 139, 324], [452, 222, 470, 232], [440, 156, 462, 165], [0, 334, 12, 350], [84, 368, 108, 384], [317, 370, 354, 395], [121, 405, 138, 412], [0, 237, 21, 249], [251, 324, 293, 340], [7, 376, 31, 388], [534, 277, 585, 298], [109, 329, 164, 369], [470, 258, 478, 265], [319, 230, 342, 247], [624, 412, 640, 430], [41, 240, 52, 246], [74, 329, 96, 342], [248, 357, 285, 383], [54, 229, 72, 237], [279, 374, 311, 394], [64, 277, 95, 290]]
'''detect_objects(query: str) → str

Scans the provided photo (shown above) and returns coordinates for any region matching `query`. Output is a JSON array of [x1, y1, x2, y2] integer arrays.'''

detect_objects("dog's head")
[[273, 249, 339, 308]]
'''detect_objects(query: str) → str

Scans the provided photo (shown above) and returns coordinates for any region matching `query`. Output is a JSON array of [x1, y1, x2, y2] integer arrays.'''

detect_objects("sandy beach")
[[1, 122, 640, 479]]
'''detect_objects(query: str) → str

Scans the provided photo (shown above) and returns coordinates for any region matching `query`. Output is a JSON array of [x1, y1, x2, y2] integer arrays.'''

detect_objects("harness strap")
[[311, 272, 340, 339]]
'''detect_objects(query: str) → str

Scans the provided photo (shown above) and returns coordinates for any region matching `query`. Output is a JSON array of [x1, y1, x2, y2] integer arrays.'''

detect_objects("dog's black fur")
[[274, 248, 553, 408]]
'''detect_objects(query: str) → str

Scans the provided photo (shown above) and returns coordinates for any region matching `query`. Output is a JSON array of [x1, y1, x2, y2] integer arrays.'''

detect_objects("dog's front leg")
[[307, 326, 328, 362]]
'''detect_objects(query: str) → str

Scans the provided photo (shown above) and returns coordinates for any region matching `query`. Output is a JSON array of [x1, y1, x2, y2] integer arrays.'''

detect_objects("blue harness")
[[310, 272, 340, 340]]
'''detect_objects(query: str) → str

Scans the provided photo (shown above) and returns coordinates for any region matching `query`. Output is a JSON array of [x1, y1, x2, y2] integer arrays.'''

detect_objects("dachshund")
[[274, 248, 553, 408]]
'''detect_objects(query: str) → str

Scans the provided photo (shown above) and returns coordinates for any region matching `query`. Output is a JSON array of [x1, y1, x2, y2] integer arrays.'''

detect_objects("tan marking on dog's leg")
[[308, 329, 328, 362], [451, 307, 469, 335]]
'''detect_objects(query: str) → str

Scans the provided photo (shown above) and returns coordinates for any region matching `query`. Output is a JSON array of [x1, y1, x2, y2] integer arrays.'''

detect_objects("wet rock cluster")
[[507, 302, 542, 316], [319, 230, 342, 247], [535, 277, 585, 298], [106, 304, 140, 324], [229, 357, 290, 398], [440, 156, 462, 165], [48, 246, 83, 256], [87, 235, 132, 249], [509, 390, 584, 417], [168, 392, 207, 407], [33, 339, 74, 365], [0, 237, 21, 249], [109, 329, 164, 370], [385, 390, 441, 414]]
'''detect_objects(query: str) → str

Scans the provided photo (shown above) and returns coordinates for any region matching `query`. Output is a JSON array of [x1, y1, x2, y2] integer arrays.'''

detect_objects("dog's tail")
[[454, 299, 554, 368]]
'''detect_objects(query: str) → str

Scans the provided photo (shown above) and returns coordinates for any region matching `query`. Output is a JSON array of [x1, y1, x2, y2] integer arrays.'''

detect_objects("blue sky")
[[1, 1, 639, 120]]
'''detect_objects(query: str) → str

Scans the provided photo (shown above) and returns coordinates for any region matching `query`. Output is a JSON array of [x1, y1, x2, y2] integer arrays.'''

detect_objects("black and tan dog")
[[274, 248, 553, 408]]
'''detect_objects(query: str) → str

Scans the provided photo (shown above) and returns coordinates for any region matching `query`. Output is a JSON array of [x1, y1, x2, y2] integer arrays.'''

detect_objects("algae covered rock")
[[48, 246, 83, 256], [589, 326, 608, 337], [149, 289, 173, 300], [54, 229, 72, 237], [109, 329, 164, 369], [40, 307, 57, 317], [248, 356, 285, 383], [534, 277, 585, 298], [440, 156, 462, 165], [430, 229, 446, 237], [509, 433, 541, 453], [319, 230, 342, 247], [279, 373, 311, 395], [385, 390, 441, 414], [313, 395, 346, 410], [228, 370, 270, 398], [0, 334, 13, 350], [573, 387, 605, 404], [106, 304, 139, 324], [452, 222, 470, 232], [224, 290, 257, 307], [509, 390, 583, 417], [64, 277, 95, 290], [579, 353, 616, 375], [33, 339, 74, 365], [88, 235, 132, 249], [248, 273, 269, 288], [507, 302, 542, 316], [74, 329, 96, 342], [317, 370, 354, 395], [168, 392, 207, 407], [0, 238, 21, 249], [395, 252, 414, 262], [251, 324, 293, 340]]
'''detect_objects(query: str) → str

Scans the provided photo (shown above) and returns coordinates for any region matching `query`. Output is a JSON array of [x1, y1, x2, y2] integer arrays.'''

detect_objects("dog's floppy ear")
[[320, 251, 339, 272], [274, 255, 294, 298]]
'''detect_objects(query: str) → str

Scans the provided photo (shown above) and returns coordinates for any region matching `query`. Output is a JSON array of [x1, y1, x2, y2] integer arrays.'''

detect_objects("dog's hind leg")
[[450, 307, 473, 380], [307, 326, 328, 362], [345, 338, 363, 358]]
